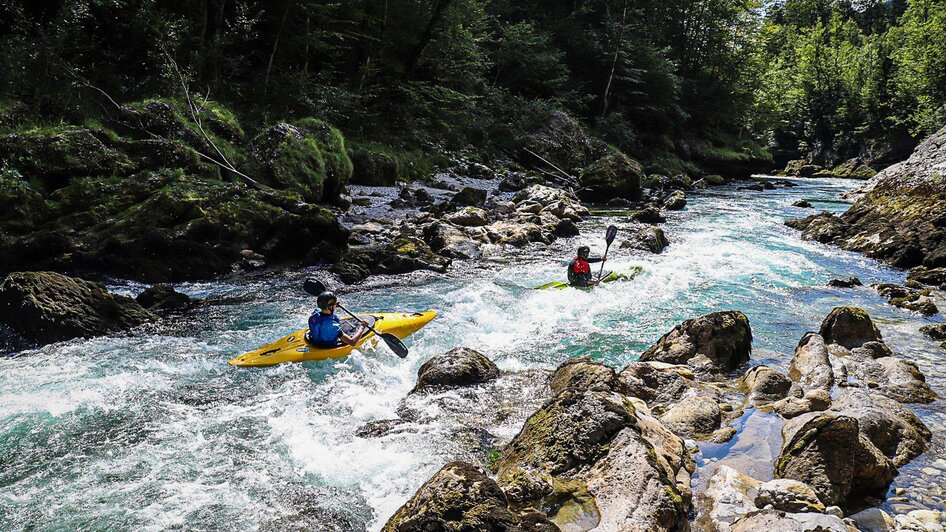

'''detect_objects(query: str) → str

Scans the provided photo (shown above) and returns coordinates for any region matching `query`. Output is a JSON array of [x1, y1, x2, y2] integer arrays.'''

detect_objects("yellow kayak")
[[229, 311, 437, 367]]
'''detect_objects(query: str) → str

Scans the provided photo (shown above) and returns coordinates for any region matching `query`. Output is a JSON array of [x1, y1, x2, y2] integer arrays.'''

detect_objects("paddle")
[[302, 278, 409, 358], [597, 225, 619, 282]]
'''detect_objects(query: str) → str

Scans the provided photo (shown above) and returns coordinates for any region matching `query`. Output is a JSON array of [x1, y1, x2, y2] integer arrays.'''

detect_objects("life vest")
[[567, 256, 592, 286], [308, 310, 341, 347], [570, 257, 591, 274]]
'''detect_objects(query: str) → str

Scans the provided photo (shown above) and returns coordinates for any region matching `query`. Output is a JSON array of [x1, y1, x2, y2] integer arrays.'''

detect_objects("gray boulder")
[[788, 333, 834, 390], [550, 356, 617, 394], [617, 361, 696, 406], [819, 306, 883, 349], [640, 310, 752, 374], [412, 347, 500, 393], [830, 388, 931, 466], [743, 365, 794, 404], [754, 479, 825, 513]]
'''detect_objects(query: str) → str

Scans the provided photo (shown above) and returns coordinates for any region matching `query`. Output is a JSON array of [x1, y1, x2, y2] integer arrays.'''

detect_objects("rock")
[[818, 158, 877, 180], [525, 111, 600, 173], [554, 218, 580, 237], [250, 119, 352, 203], [849, 507, 895, 532], [832, 350, 936, 404], [550, 356, 617, 394], [788, 333, 835, 390], [485, 220, 549, 247], [444, 206, 490, 227], [617, 362, 696, 406], [828, 277, 862, 288], [412, 347, 500, 393], [755, 479, 826, 513], [740, 184, 765, 192], [710, 427, 738, 443], [909, 267, 946, 289], [920, 324, 946, 340], [381, 461, 556, 531], [621, 226, 670, 254], [664, 190, 687, 210], [640, 310, 752, 374], [333, 236, 450, 284], [771, 389, 832, 420], [696, 465, 761, 532], [785, 212, 848, 244], [819, 307, 884, 349], [0, 271, 156, 345], [494, 389, 693, 531], [451, 186, 487, 207], [775, 411, 896, 509], [348, 143, 399, 186], [805, 389, 832, 411], [659, 392, 722, 438], [744, 365, 793, 404], [704, 174, 727, 185], [352, 197, 371, 207], [0, 127, 133, 189], [731, 509, 854, 532], [422, 221, 483, 260], [793, 200, 814, 208], [608, 197, 634, 208], [829, 388, 931, 467], [578, 152, 644, 203], [135, 284, 194, 312], [633, 206, 666, 224]]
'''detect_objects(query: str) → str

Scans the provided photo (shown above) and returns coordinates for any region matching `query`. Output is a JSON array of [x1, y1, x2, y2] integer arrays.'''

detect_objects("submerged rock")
[[793, 199, 813, 208], [0, 271, 156, 345], [640, 310, 752, 374], [828, 277, 862, 288], [382, 461, 556, 532], [135, 284, 194, 312], [412, 347, 500, 393]]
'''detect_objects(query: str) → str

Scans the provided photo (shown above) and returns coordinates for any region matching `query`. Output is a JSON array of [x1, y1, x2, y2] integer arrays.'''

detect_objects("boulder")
[[743, 365, 793, 404], [695, 465, 761, 532], [731, 509, 854, 532], [444, 206, 490, 227], [848, 508, 895, 532], [332, 237, 450, 284], [659, 392, 723, 438], [775, 411, 896, 509], [621, 226, 670, 254], [785, 212, 848, 244], [664, 190, 687, 210], [829, 388, 931, 467], [135, 284, 194, 312], [250, 119, 352, 204], [771, 389, 832, 419], [633, 206, 666, 224], [550, 356, 617, 394], [451, 186, 487, 207], [828, 277, 862, 288], [788, 333, 834, 390], [578, 152, 643, 203], [348, 143, 399, 186], [640, 311, 752, 374], [819, 158, 877, 180], [819, 307, 883, 349], [617, 361, 696, 406], [525, 111, 599, 173], [793, 200, 813, 208], [0, 127, 133, 189], [920, 324, 946, 340], [485, 220, 549, 247], [412, 347, 500, 393], [754, 479, 825, 513], [494, 389, 693, 531], [0, 271, 156, 344], [381, 461, 556, 532], [908, 266, 946, 289], [832, 349, 936, 404]]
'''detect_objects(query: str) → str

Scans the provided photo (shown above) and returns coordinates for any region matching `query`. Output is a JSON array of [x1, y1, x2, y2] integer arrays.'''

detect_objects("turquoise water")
[[2, 178, 944, 530]]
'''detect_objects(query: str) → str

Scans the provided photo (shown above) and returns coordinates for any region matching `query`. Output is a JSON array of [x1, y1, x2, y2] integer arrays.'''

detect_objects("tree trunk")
[[264, 0, 294, 95], [403, 0, 453, 80], [600, 2, 628, 118]]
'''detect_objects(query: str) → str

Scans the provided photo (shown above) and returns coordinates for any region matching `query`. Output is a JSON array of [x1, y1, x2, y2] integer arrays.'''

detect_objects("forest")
[[1, 0, 944, 177]]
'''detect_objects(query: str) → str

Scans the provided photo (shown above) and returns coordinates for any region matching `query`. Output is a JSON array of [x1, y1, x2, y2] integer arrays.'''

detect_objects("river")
[[2, 177, 944, 530]]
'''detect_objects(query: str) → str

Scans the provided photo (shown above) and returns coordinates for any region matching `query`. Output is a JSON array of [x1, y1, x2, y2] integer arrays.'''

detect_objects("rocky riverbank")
[[379, 306, 939, 531]]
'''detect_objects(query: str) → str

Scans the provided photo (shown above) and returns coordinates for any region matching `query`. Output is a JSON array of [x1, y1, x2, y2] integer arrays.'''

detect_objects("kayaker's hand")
[[359, 320, 369, 328]]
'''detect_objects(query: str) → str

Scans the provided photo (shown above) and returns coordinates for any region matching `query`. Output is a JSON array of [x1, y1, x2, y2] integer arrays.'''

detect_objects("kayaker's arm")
[[339, 320, 370, 346], [586, 257, 606, 264]]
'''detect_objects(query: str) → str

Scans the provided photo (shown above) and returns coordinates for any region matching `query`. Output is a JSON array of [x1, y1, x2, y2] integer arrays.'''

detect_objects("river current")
[[2, 178, 944, 530]]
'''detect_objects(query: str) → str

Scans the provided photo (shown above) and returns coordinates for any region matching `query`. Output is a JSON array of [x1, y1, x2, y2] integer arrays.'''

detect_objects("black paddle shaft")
[[598, 225, 619, 280], [303, 278, 409, 358]]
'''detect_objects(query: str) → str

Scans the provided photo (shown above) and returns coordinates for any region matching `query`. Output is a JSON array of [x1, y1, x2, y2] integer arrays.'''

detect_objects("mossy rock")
[[0, 171, 49, 233], [703, 174, 726, 186], [818, 307, 883, 349], [250, 119, 352, 204], [0, 126, 134, 189], [578, 152, 643, 202], [349, 142, 400, 186]]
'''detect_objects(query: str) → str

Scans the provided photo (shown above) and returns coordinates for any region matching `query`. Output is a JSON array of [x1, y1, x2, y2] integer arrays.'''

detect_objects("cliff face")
[[789, 126, 946, 271]]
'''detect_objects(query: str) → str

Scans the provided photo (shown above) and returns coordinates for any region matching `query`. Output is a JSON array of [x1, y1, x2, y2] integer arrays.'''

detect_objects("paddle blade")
[[605, 224, 618, 245], [380, 332, 409, 358], [303, 278, 327, 296]]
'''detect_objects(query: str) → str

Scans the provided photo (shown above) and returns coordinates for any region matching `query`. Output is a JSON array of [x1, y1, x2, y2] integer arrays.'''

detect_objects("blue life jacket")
[[308, 310, 341, 347]]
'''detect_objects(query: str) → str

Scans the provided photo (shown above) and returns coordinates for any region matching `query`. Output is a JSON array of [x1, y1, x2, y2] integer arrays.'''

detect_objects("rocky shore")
[[379, 307, 939, 531]]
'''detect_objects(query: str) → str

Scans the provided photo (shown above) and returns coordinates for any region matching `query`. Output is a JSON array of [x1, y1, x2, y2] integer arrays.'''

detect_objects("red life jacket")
[[571, 256, 590, 274]]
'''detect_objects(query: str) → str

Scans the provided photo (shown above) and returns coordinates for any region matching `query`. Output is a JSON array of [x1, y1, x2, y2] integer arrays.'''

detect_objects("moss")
[[704, 174, 726, 185]]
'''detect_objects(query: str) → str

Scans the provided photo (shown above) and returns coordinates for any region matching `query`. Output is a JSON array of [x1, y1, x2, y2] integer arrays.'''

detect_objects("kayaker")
[[567, 245, 607, 287], [309, 291, 369, 347]]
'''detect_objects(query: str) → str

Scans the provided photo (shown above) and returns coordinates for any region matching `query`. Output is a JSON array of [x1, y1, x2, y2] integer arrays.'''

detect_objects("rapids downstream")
[[2, 178, 944, 530]]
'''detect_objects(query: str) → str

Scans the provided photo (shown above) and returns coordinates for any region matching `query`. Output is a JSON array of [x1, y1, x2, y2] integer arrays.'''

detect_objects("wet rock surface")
[[640, 310, 753, 375], [412, 347, 501, 393], [0, 271, 156, 345]]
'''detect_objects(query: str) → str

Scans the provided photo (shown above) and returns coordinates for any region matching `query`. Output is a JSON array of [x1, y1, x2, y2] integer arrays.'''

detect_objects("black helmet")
[[317, 291, 337, 309], [577, 245, 590, 256]]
